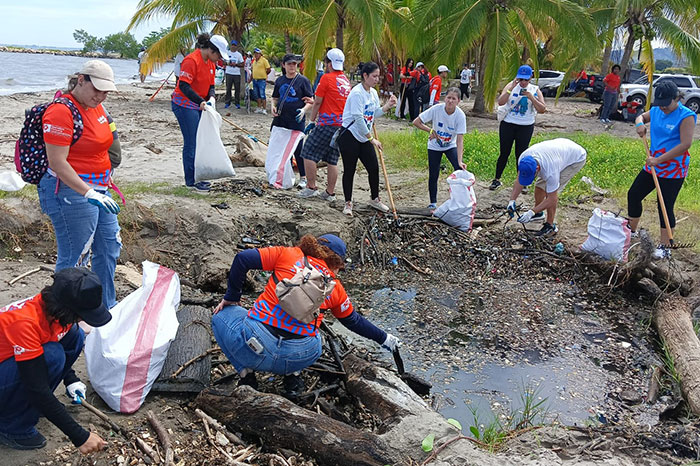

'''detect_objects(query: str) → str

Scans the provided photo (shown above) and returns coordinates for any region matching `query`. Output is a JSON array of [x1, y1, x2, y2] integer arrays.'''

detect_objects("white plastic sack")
[[215, 69, 224, 86], [265, 126, 303, 189], [433, 170, 477, 231], [195, 105, 236, 182], [0, 171, 26, 191], [580, 208, 631, 262], [86, 261, 180, 413]]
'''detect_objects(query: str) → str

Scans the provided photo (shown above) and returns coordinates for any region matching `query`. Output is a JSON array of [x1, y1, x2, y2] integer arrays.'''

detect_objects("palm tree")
[[413, 0, 598, 112]]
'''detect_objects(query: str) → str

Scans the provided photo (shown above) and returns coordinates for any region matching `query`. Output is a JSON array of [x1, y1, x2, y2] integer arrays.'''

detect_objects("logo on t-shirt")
[[336, 75, 351, 97], [340, 298, 351, 312], [13, 345, 30, 356], [97, 115, 108, 124], [43, 123, 71, 139], [180, 70, 193, 81]]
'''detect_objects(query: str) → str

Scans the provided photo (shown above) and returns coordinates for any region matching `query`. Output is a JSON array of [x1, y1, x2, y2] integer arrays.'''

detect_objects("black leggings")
[[294, 140, 305, 177], [495, 121, 534, 180], [399, 83, 409, 118], [460, 83, 470, 99], [338, 130, 380, 202], [428, 148, 460, 203], [627, 169, 684, 228]]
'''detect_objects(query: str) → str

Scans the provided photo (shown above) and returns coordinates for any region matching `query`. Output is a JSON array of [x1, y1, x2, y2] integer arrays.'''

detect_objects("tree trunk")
[[653, 295, 700, 416], [472, 38, 487, 113], [601, 41, 612, 75], [284, 31, 292, 54], [619, 26, 636, 80], [196, 386, 405, 466], [335, 0, 345, 50]]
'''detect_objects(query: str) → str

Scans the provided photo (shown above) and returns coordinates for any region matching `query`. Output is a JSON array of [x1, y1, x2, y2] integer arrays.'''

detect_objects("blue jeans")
[[601, 90, 617, 120], [38, 174, 121, 309], [0, 326, 84, 438], [171, 101, 202, 186], [212, 306, 322, 375], [253, 79, 266, 101]]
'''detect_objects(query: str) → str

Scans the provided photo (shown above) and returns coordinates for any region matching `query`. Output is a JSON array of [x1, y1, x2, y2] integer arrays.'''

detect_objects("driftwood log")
[[152, 305, 211, 392]]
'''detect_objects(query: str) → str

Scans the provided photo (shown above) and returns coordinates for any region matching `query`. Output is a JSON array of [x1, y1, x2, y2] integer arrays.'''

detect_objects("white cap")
[[79, 60, 117, 91], [415, 61, 425, 68], [437, 65, 449, 73], [327, 48, 345, 71], [209, 35, 229, 59]]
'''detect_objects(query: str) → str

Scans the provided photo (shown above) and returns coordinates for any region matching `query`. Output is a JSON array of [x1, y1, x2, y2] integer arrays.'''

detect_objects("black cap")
[[53, 268, 112, 327], [654, 80, 678, 107], [282, 53, 300, 64]]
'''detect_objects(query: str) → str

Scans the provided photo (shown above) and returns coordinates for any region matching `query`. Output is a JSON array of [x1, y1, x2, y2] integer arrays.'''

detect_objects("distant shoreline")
[[0, 45, 124, 60]]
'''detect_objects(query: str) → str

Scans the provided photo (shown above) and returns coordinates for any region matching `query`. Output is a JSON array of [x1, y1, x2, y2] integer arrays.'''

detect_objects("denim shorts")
[[253, 79, 266, 100], [212, 305, 322, 375]]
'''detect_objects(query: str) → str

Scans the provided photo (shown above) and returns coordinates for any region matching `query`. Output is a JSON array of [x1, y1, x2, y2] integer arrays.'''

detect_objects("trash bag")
[[0, 171, 26, 191], [194, 105, 236, 182], [265, 126, 303, 189], [433, 170, 477, 231], [230, 134, 266, 167], [85, 261, 180, 413], [580, 208, 631, 262]]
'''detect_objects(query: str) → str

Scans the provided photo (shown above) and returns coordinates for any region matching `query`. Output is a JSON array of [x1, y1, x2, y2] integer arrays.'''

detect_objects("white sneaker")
[[319, 190, 336, 202], [254, 108, 263, 114], [653, 245, 671, 260], [297, 177, 307, 189], [343, 202, 353, 216], [261, 109, 268, 115], [368, 197, 390, 213], [297, 187, 319, 198]]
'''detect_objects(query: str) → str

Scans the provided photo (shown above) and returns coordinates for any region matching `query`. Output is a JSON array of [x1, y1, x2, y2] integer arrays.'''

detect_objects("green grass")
[[379, 129, 700, 212]]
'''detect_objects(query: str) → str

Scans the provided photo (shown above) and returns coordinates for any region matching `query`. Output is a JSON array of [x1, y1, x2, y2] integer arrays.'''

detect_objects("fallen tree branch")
[[170, 346, 221, 378], [400, 256, 432, 275], [8, 265, 54, 285], [194, 408, 244, 445], [147, 410, 174, 466]]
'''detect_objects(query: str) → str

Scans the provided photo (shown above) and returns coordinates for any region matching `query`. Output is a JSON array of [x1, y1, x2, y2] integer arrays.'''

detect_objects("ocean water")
[[0, 51, 173, 95]]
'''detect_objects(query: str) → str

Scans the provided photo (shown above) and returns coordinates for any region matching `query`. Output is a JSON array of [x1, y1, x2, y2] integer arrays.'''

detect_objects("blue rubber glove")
[[507, 200, 517, 218], [304, 122, 315, 135], [295, 108, 306, 123], [66, 381, 86, 405], [247, 135, 259, 143], [85, 189, 120, 214]]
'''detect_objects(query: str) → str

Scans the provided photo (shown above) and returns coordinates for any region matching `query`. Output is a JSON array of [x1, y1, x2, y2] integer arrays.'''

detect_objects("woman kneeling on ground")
[[412, 87, 467, 210], [0, 268, 109, 453], [338, 62, 397, 216], [39, 60, 121, 310], [628, 81, 696, 259], [212, 234, 399, 398]]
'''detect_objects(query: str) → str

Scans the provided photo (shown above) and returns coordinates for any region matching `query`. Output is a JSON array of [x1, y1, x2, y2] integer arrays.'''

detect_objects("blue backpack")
[[14, 97, 83, 184]]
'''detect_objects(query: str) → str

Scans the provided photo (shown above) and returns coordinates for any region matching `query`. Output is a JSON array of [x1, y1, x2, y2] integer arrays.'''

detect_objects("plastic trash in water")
[[554, 243, 565, 255], [390, 257, 398, 266], [0, 171, 26, 192]]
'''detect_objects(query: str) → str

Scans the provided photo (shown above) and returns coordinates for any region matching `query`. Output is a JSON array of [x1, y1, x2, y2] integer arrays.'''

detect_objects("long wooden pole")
[[221, 115, 268, 147], [148, 71, 174, 102], [372, 125, 399, 223], [643, 135, 674, 246]]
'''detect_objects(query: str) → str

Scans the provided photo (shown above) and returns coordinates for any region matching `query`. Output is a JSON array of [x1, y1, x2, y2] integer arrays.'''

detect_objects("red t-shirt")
[[0, 294, 72, 363], [603, 73, 620, 92], [316, 70, 351, 126], [42, 94, 112, 187], [429, 76, 442, 105], [401, 66, 412, 84], [172, 49, 216, 109], [248, 246, 354, 337]]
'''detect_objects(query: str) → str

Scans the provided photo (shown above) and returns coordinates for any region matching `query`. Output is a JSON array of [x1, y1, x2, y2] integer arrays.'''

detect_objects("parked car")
[[535, 70, 566, 97], [619, 74, 700, 113], [584, 75, 604, 103]]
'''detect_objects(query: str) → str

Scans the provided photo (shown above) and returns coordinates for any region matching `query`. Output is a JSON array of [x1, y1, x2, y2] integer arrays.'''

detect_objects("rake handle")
[[221, 115, 268, 147], [372, 125, 399, 222], [643, 136, 674, 246], [148, 71, 174, 102]]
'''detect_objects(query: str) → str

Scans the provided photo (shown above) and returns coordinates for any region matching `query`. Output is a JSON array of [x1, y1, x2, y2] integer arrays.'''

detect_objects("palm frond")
[[143, 20, 206, 71], [654, 16, 700, 74], [301, 0, 338, 80]]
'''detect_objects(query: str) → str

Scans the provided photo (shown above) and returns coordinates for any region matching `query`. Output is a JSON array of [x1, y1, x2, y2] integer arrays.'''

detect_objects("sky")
[[0, 0, 174, 48]]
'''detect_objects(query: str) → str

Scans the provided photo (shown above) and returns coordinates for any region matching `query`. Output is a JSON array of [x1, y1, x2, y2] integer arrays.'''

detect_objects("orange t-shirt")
[[0, 294, 72, 363], [248, 246, 354, 336], [42, 94, 112, 187], [429, 76, 442, 104], [172, 49, 215, 109], [603, 73, 620, 92], [316, 70, 351, 126]]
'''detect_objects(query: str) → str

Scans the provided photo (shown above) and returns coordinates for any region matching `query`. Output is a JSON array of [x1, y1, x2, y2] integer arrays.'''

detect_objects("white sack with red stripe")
[[580, 208, 631, 262], [85, 261, 180, 413], [433, 170, 477, 231], [265, 126, 303, 189], [194, 105, 236, 182]]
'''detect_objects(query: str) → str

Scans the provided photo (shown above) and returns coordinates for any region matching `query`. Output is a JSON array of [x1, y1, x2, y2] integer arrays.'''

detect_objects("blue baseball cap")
[[231, 40, 238, 46], [254, 47, 261, 53], [516, 65, 533, 80], [518, 155, 538, 186], [318, 234, 347, 259]]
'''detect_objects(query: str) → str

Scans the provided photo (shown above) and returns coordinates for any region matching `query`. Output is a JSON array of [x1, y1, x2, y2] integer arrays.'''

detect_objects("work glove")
[[295, 108, 306, 123], [381, 333, 400, 352], [85, 189, 120, 214], [304, 122, 315, 135], [517, 209, 536, 223], [66, 381, 86, 404], [507, 200, 517, 218]]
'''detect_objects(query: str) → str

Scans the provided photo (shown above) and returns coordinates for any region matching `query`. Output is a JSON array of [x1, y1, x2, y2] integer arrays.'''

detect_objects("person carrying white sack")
[[507, 138, 587, 237]]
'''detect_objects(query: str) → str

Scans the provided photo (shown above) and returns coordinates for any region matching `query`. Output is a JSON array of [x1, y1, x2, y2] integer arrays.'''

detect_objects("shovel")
[[392, 347, 432, 396], [372, 126, 401, 226]]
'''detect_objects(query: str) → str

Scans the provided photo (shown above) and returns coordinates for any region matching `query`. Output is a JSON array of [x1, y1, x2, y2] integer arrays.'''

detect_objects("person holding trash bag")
[[506, 138, 587, 237], [0, 268, 109, 453], [627, 81, 696, 259], [337, 62, 397, 216], [37, 60, 121, 310], [412, 87, 467, 210], [171, 33, 229, 193], [212, 234, 400, 399]]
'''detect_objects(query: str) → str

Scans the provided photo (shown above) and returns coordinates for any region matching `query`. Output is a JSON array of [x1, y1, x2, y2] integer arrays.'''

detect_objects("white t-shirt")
[[418, 104, 467, 151], [523, 138, 587, 193], [226, 51, 243, 75], [342, 83, 384, 143], [460, 69, 472, 84], [503, 83, 540, 126], [173, 53, 184, 77]]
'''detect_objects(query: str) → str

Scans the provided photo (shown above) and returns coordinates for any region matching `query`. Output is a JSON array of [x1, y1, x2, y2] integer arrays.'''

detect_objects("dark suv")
[[584, 75, 604, 103]]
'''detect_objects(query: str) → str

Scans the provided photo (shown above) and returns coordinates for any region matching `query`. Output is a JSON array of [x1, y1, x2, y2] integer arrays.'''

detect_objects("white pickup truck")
[[619, 74, 700, 113]]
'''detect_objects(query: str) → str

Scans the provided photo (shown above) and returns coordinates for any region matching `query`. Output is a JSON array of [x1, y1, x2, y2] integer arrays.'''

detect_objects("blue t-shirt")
[[646, 103, 696, 179], [272, 74, 314, 131]]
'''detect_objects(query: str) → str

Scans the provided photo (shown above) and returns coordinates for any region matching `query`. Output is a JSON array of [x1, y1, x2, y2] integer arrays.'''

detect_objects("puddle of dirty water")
[[336, 286, 613, 430]]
